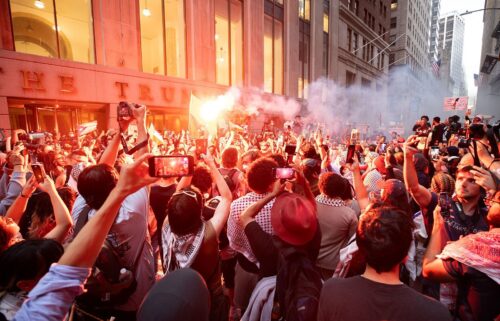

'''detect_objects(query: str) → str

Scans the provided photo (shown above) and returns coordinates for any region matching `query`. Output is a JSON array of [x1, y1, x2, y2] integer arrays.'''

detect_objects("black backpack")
[[218, 168, 239, 199], [72, 206, 138, 308], [272, 247, 323, 321]]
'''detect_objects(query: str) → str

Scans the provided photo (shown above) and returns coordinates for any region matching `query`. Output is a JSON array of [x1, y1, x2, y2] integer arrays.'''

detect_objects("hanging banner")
[[443, 97, 468, 111]]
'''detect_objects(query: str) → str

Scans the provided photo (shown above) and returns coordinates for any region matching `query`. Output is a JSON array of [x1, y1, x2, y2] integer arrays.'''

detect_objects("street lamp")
[[460, 8, 500, 16]]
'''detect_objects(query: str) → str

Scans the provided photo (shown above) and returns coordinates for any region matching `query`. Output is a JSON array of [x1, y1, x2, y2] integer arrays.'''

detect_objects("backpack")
[[218, 168, 239, 199], [272, 247, 323, 321], [72, 206, 138, 308]]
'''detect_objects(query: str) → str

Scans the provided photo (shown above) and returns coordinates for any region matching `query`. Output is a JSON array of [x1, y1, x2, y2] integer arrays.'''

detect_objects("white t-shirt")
[[71, 187, 155, 311]]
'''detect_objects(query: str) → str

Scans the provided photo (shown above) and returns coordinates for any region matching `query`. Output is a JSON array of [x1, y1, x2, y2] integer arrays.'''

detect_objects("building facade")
[[335, 0, 390, 89], [428, 0, 440, 63], [476, 0, 500, 117], [389, 0, 432, 76], [438, 12, 466, 96], [0, 0, 360, 135]]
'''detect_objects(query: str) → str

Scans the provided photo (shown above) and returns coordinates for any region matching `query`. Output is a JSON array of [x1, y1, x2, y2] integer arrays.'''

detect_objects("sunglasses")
[[173, 190, 200, 206]]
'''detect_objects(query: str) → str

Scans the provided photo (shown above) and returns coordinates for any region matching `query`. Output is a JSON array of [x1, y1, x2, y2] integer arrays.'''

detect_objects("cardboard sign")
[[443, 97, 468, 111]]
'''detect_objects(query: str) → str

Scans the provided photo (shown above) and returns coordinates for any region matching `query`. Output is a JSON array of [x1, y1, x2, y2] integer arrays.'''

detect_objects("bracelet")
[[20, 193, 30, 198]]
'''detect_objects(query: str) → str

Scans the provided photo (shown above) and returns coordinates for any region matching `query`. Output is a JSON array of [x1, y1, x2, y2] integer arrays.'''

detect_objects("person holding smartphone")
[[161, 151, 233, 320]]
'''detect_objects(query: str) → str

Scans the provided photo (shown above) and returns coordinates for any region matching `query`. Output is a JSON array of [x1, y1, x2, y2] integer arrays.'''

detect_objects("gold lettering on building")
[[21, 71, 45, 91], [59, 75, 75, 93], [115, 81, 129, 99], [161, 87, 175, 102], [139, 84, 153, 101]]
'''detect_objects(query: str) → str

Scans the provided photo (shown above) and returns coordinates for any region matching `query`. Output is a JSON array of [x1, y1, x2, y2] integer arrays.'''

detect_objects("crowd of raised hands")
[[0, 105, 498, 321]]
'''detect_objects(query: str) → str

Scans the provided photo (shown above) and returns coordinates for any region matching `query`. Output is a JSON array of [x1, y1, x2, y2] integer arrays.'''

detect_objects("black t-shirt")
[[443, 259, 500, 321], [443, 201, 489, 241], [244, 221, 279, 278], [150, 184, 177, 225], [318, 276, 452, 321]]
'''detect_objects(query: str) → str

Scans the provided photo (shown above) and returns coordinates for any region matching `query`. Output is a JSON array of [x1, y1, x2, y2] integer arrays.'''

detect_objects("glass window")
[[322, 0, 329, 77], [298, 0, 310, 21], [215, 0, 243, 86], [164, 0, 186, 77], [140, 0, 164, 74], [264, 0, 284, 95], [139, 0, 186, 77], [298, 21, 310, 98], [10, 0, 94, 63]]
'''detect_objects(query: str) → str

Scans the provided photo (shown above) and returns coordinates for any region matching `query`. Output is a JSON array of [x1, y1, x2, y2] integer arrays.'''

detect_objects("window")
[[362, 39, 368, 60], [322, 0, 329, 77], [391, 0, 397, 10], [347, 28, 352, 51], [140, 0, 186, 77], [389, 34, 396, 46], [264, 0, 284, 94], [353, 32, 358, 53], [215, 0, 243, 86], [390, 17, 397, 28], [10, 0, 94, 63], [299, 0, 310, 21], [354, 1, 359, 15], [389, 53, 395, 64], [346, 71, 356, 87], [298, 9, 310, 98], [361, 78, 371, 87]]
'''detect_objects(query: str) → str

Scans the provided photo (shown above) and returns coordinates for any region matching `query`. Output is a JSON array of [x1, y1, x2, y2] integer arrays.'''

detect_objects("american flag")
[[431, 58, 441, 77]]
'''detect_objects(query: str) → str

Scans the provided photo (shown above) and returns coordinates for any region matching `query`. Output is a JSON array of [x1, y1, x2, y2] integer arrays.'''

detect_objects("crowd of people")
[[0, 103, 498, 321]]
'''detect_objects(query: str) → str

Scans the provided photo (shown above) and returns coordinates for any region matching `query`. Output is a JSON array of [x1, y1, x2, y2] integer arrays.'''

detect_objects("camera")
[[117, 101, 140, 122]]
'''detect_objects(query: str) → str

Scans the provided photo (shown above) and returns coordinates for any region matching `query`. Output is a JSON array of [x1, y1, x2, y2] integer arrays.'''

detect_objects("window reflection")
[[139, 0, 186, 77], [10, 0, 94, 63], [215, 0, 243, 86], [264, 0, 284, 95]]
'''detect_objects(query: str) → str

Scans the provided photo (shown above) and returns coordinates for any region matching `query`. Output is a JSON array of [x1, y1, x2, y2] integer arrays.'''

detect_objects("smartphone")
[[285, 144, 296, 155], [148, 155, 194, 178], [346, 144, 356, 164], [31, 163, 46, 183], [273, 167, 295, 179], [430, 146, 440, 161], [195, 139, 208, 157], [438, 192, 452, 218]]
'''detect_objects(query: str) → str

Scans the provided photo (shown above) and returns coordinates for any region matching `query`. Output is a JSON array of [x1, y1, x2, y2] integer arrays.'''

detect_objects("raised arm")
[[38, 176, 73, 244], [349, 155, 369, 212], [403, 136, 432, 207], [239, 180, 283, 228], [5, 176, 37, 224], [98, 129, 121, 167], [422, 206, 454, 282], [132, 104, 149, 159], [59, 153, 158, 268], [204, 153, 232, 237]]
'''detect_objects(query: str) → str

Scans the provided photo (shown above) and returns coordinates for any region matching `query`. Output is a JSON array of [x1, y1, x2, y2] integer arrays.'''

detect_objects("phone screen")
[[346, 144, 356, 164], [274, 167, 295, 179], [430, 147, 440, 161], [31, 164, 46, 183], [148, 156, 194, 178]]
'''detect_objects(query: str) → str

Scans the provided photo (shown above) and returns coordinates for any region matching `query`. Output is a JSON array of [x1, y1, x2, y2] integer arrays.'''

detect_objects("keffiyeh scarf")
[[316, 194, 346, 207], [437, 231, 500, 284], [163, 223, 206, 272]]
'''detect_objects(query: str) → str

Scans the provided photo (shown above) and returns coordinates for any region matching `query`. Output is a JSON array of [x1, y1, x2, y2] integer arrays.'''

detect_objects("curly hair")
[[246, 157, 278, 194], [222, 147, 239, 168], [191, 165, 213, 194], [318, 172, 353, 200]]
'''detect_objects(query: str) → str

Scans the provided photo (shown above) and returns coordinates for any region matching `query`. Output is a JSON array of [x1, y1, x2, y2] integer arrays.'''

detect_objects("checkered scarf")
[[315, 194, 346, 207], [163, 223, 205, 272]]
